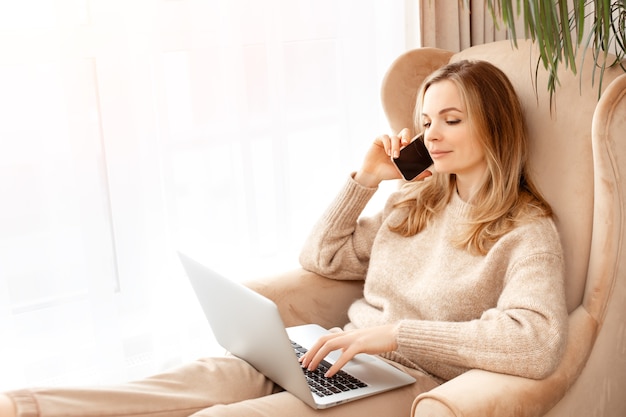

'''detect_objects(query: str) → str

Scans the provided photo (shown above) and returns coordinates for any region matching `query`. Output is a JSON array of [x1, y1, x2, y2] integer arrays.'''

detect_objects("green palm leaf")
[[485, 0, 626, 100]]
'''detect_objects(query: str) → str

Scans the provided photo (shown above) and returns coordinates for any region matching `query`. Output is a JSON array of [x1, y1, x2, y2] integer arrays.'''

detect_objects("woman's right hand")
[[355, 128, 430, 187]]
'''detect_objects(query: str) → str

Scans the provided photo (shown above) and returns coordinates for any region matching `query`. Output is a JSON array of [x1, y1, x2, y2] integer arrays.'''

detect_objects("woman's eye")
[[423, 122, 431, 128], [447, 120, 461, 125]]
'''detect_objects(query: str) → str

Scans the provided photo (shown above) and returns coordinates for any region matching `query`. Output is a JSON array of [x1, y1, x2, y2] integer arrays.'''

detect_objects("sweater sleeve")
[[298, 174, 386, 280], [394, 220, 568, 381]]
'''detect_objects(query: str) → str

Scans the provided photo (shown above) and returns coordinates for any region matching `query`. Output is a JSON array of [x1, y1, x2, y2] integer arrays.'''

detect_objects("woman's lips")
[[429, 149, 450, 158]]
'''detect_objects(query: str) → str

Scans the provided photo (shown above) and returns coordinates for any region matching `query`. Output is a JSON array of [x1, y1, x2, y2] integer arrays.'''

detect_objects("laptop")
[[178, 252, 416, 409]]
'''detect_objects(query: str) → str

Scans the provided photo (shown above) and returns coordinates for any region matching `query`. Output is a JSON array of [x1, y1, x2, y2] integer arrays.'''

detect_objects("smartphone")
[[392, 133, 433, 181]]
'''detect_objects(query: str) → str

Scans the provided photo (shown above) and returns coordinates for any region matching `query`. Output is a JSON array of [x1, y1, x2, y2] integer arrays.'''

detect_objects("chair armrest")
[[412, 370, 554, 417], [244, 268, 364, 328], [411, 307, 597, 417]]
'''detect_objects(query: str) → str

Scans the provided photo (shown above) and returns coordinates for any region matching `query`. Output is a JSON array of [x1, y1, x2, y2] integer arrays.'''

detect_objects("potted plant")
[[487, 0, 625, 98]]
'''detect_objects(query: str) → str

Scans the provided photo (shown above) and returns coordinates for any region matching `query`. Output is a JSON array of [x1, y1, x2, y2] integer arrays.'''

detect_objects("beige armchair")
[[245, 40, 626, 416]]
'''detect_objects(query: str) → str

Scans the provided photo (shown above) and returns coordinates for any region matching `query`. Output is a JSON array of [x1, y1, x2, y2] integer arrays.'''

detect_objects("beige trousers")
[[6, 355, 440, 417]]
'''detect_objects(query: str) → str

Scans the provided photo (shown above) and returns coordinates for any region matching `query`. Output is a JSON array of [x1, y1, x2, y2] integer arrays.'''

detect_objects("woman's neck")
[[455, 172, 485, 202], [455, 181, 476, 202]]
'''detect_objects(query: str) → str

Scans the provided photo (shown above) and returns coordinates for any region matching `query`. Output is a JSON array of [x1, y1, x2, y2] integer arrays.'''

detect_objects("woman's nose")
[[424, 129, 438, 143]]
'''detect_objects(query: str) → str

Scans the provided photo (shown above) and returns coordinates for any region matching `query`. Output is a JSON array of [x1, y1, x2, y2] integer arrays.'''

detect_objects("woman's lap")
[[6, 356, 439, 417]]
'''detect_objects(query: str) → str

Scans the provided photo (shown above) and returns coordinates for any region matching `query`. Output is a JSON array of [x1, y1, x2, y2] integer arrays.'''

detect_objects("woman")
[[0, 60, 568, 417]]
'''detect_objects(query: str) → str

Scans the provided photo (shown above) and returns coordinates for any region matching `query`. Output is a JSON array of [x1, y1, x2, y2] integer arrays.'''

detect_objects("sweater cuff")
[[396, 319, 462, 363]]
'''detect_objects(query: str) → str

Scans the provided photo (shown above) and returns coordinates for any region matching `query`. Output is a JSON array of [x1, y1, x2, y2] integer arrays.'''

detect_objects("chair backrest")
[[382, 40, 626, 416], [380, 39, 624, 315]]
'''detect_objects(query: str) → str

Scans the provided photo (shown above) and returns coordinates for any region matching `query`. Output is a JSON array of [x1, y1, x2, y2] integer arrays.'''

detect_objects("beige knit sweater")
[[299, 175, 568, 382]]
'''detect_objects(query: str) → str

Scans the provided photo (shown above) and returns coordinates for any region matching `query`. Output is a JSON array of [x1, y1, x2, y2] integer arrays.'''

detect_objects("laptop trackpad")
[[350, 353, 377, 363]]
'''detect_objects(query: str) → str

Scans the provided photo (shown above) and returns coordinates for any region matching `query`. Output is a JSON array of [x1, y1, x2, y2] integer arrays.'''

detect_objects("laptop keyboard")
[[291, 340, 368, 397]]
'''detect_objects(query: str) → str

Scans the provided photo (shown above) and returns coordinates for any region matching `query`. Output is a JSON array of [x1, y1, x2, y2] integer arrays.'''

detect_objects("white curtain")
[[0, 0, 412, 390]]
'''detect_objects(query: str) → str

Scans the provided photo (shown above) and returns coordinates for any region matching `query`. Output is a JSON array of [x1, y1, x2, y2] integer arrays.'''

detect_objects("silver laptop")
[[178, 252, 416, 409]]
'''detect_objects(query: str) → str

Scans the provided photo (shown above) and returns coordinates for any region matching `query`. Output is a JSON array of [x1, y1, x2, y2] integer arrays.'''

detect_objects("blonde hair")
[[389, 60, 552, 255]]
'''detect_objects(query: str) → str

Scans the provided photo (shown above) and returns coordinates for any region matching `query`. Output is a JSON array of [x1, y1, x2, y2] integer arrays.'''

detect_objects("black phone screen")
[[392, 134, 433, 181]]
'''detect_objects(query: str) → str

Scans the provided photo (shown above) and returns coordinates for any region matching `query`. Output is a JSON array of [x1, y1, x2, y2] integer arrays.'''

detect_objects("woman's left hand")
[[298, 324, 399, 377]]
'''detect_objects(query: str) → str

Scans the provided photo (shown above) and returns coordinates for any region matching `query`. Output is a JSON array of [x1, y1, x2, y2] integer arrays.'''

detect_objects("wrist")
[[354, 170, 381, 188], [390, 323, 400, 351]]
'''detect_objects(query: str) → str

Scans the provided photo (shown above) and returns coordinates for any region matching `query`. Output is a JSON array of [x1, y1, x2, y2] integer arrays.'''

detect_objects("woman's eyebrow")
[[421, 107, 463, 117]]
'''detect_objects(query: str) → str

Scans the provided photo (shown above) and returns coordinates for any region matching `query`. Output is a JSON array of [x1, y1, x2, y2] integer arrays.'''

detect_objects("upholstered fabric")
[[245, 40, 626, 416]]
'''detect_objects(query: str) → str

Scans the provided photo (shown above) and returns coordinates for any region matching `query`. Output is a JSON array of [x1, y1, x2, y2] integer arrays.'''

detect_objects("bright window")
[[0, 0, 411, 389]]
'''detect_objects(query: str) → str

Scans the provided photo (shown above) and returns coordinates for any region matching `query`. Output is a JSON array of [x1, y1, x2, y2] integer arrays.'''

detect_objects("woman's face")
[[421, 80, 487, 196]]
